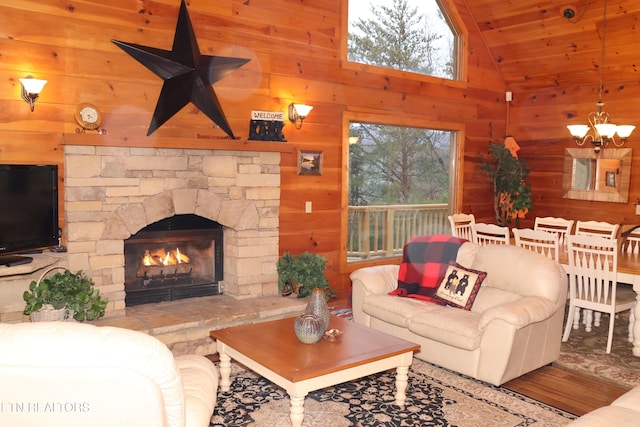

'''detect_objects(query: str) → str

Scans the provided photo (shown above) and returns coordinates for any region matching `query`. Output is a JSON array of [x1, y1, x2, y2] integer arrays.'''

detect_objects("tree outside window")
[[349, 124, 451, 206], [347, 0, 458, 80], [345, 0, 460, 262]]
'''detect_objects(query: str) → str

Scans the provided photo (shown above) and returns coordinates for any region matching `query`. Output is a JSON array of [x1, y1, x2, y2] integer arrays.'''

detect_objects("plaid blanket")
[[390, 234, 467, 302]]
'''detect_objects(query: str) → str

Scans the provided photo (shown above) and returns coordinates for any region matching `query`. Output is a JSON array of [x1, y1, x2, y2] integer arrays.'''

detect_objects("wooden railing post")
[[347, 204, 449, 260], [385, 207, 395, 257]]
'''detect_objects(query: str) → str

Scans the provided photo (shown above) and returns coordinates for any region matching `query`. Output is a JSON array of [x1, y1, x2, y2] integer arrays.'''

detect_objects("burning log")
[[136, 247, 192, 278]]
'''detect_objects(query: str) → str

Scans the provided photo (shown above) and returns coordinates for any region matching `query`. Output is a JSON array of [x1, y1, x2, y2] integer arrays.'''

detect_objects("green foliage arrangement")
[[479, 142, 534, 226], [276, 252, 336, 299], [23, 269, 108, 321]]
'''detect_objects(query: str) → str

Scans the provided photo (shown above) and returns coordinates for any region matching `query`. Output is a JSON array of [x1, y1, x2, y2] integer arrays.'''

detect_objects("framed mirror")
[[563, 147, 632, 203]]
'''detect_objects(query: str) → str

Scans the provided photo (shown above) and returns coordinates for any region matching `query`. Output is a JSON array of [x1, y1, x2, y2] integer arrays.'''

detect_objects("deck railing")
[[347, 204, 450, 260]]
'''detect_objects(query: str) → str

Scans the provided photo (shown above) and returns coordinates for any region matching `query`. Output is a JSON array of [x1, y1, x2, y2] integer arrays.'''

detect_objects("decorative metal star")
[[111, 0, 249, 138]]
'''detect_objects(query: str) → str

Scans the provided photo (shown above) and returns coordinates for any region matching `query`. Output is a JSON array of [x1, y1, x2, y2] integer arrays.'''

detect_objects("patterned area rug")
[[210, 358, 576, 426], [555, 309, 640, 389]]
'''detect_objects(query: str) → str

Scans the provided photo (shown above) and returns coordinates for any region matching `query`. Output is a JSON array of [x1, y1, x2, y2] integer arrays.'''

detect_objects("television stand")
[[0, 255, 34, 267]]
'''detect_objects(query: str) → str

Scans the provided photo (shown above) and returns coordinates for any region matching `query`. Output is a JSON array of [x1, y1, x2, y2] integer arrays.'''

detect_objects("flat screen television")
[[0, 164, 59, 267]]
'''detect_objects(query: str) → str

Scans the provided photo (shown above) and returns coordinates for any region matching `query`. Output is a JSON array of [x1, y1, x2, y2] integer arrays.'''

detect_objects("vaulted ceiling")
[[464, 0, 640, 93]]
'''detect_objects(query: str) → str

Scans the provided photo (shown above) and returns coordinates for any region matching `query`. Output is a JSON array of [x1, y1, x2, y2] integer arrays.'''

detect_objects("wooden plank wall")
[[510, 73, 640, 230], [464, 0, 640, 234], [0, 0, 505, 300], [509, 85, 640, 232]]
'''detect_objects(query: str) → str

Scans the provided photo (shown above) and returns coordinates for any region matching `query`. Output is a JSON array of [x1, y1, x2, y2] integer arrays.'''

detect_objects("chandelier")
[[566, 0, 635, 153]]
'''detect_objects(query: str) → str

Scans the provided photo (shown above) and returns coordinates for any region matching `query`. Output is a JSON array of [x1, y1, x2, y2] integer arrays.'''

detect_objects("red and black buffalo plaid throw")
[[389, 234, 467, 302]]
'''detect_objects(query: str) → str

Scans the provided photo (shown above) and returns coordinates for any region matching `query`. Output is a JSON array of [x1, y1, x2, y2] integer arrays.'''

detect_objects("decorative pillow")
[[433, 262, 487, 310], [389, 234, 467, 302]]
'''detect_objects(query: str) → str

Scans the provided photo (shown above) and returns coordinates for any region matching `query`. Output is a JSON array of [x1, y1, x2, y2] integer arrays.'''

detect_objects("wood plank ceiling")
[[464, 0, 640, 93]]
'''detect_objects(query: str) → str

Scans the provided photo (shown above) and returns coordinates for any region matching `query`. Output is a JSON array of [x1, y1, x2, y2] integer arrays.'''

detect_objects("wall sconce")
[[19, 76, 47, 112], [349, 136, 360, 145], [288, 103, 313, 129]]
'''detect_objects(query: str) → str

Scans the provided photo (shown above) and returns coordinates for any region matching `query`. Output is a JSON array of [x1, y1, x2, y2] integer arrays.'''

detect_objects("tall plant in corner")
[[479, 137, 533, 227]]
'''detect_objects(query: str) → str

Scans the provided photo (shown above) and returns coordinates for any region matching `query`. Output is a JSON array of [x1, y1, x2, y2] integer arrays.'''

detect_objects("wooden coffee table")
[[210, 315, 420, 427]]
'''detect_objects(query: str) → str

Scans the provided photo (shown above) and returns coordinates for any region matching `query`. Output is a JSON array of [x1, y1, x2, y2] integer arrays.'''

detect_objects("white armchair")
[[0, 321, 218, 427]]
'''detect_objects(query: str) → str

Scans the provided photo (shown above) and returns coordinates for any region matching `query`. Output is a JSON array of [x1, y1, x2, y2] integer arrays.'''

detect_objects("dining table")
[[557, 247, 640, 356]]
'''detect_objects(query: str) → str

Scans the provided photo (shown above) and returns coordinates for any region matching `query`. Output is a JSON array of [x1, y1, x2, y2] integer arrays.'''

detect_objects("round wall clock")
[[75, 103, 102, 131]]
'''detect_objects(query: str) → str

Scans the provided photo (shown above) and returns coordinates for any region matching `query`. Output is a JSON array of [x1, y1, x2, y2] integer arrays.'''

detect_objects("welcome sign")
[[248, 110, 287, 141]]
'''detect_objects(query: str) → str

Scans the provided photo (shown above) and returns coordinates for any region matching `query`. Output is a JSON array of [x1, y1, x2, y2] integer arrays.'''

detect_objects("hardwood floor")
[[504, 364, 630, 416]]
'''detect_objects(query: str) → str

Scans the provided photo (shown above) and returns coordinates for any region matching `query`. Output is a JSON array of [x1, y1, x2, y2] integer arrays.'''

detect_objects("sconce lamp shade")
[[288, 103, 313, 129], [292, 104, 313, 118], [19, 76, 47, 112], [20, 77, 47, 94]]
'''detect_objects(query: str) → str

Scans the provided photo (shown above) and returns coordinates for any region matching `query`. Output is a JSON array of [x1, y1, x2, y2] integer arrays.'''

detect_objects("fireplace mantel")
[[62, 133, 296, 153]]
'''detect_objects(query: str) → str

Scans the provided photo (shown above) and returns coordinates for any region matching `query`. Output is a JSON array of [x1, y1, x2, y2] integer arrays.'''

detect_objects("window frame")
[[340, 109, 465, 273]]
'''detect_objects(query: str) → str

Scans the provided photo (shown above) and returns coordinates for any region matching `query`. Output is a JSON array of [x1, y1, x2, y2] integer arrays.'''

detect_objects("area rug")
[[555, 309, 640, 389], [210, 357, 576, 426]]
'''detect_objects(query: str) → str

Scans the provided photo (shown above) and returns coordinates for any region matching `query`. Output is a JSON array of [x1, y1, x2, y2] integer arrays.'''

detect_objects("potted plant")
[[479, 138, 533, 227], [276, 251, 336, 299], [23, 267, 108, 322]]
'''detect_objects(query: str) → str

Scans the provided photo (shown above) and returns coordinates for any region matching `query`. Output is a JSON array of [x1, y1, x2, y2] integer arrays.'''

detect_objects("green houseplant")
[[23, 267, 108, 322], [479, 138, 533, 227], [276, 251, 336, 299]]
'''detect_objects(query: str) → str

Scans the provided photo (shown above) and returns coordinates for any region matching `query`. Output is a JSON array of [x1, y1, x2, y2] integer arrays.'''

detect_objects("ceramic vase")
[[304, 287, 330, 332], [294, 313, 324, 344]]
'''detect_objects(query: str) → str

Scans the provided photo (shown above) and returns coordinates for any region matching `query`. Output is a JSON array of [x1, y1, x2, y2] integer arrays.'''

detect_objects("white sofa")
[[351, 242, 567, 386], [0, 321, 218, 427], [567, 386, 640, 425]]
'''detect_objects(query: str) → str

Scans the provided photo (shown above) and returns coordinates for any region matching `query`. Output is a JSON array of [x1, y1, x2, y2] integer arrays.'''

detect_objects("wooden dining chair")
[[575, 220, 619, 239], [562, 234, 636, 353], [621, 227, 640, 255], [447, 213, 476, 243], [574, 220, 621, 332], [473, 222, 510, 246], [512, 228, 559, 261], [533, 216, 574, 246]]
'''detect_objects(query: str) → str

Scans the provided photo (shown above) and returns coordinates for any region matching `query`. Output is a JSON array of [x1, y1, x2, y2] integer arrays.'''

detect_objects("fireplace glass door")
[[124, 215, 223, 306]]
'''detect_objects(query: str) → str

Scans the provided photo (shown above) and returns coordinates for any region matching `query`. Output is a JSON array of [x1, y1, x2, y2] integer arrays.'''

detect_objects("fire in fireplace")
[[124, 214, 223, 306], [138, 247, 193, 286]]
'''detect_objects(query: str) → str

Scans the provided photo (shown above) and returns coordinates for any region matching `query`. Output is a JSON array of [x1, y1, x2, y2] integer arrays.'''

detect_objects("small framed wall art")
[[297, 150, 323, 176]]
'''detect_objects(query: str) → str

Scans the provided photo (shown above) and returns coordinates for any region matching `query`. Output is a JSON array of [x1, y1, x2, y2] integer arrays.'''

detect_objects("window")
[[342, 0, 465, 266], [345, 117, 460, 263], [347, 0, 459, 80]]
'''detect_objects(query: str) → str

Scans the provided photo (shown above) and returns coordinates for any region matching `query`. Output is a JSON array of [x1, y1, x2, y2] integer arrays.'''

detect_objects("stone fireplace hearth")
[[63, 145, 282, 316]]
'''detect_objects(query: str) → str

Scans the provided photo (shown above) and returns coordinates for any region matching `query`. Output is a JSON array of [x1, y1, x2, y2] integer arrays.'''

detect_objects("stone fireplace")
[[63, 145, 281, 316]]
